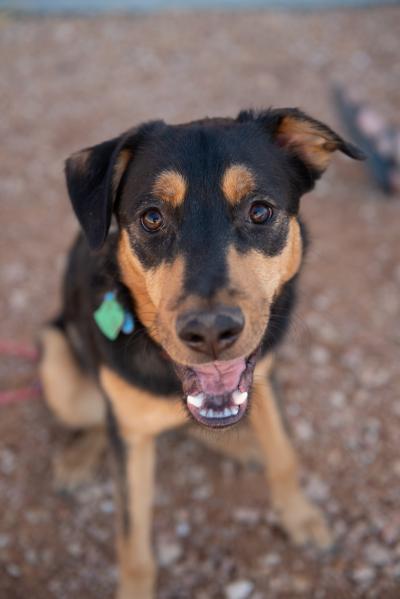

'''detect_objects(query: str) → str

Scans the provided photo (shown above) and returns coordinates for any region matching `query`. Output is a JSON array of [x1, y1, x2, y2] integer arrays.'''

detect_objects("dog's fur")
[[39, 108, 363, 599]]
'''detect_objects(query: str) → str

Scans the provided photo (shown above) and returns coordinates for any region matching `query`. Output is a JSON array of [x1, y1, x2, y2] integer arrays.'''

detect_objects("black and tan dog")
[[39, 108, 363, 598]]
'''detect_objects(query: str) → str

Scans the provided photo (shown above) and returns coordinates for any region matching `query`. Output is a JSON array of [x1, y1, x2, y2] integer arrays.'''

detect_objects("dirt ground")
[[1, 6, 400, 599]]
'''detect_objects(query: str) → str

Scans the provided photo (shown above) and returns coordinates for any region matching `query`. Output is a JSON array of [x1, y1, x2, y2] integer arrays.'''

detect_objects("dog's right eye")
[[141, 208, 164, 232], [248, 201, 274, 225]]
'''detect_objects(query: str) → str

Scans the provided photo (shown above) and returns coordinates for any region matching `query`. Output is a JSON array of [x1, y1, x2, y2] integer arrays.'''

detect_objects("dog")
[[39, 107, 363, 598]]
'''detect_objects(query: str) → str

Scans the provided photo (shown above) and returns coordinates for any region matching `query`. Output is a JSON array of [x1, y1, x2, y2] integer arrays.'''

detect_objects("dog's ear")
[[239, 108, 365, 192], [269, 107, 364, 171], [65, 121, 163, 251], [65, 135, 131, 250]]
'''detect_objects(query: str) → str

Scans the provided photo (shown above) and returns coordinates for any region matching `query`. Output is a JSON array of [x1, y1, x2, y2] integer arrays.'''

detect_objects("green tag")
[[94, 292, 125, 341]]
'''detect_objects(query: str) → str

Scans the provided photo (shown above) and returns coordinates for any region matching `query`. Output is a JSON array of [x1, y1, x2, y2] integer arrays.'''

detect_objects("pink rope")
[[0, 383, 42, 406], [0, 340, 39, 362], [0, 339, 41, 405]]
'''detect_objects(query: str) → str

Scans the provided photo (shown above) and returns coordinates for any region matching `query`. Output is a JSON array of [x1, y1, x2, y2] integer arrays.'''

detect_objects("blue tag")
[[122, 312, 135, 334], [104, 291, 116, 302]]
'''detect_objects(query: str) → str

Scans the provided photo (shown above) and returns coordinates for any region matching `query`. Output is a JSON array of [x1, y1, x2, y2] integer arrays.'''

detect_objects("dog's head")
[[65, 109, 363, 428]]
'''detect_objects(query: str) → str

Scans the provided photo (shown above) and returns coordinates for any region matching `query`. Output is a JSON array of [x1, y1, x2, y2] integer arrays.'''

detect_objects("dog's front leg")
[[112, 429, 156, 599], [100, 366, 187, 599], [250, 372, 332, 550]]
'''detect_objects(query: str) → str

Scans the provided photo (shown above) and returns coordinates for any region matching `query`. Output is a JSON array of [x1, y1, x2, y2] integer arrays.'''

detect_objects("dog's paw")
[[277, 493, 333, 551], [117, 568, 155, 599], [53, 428, 106, 492]]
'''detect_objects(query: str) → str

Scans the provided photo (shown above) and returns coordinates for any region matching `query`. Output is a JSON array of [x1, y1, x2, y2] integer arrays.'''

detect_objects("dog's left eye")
[[141, 208, 164, 232], [248, 202, 274, 224]]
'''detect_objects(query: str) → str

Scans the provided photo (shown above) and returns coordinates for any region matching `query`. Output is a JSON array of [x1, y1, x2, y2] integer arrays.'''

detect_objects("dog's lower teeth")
[[189, 390, 247, 419], [198, 405, 241, 419]]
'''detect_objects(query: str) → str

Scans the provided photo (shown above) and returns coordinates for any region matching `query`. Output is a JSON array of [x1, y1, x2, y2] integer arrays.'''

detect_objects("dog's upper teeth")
[[232, 390, 248, 405], [187, 394, 205, 408]]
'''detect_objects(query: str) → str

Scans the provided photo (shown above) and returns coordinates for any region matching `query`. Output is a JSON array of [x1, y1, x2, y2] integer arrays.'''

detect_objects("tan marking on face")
[[221, 164, 256, 205], [118, 230, 185, 346], [279, 217, 303, 284], [225, 218, 303, 356], [100, 366, 186, 438], [228, 217, 302, 298], [118, 230, 158, 335], [277, 116, 337, 171], [152, 169, 187, 207]]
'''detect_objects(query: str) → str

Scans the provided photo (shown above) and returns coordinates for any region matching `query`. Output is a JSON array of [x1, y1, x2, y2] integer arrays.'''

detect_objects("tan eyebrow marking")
[[152, 169, 187, 207], [221, 164, 256, 205]]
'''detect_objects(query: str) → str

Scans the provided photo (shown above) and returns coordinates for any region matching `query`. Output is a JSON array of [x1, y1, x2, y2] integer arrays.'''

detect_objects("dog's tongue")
[[191, 357, 246, 395]]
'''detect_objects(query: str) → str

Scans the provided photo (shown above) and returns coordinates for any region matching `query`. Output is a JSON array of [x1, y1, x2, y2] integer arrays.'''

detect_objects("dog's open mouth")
[[175, 350, 259, 428]]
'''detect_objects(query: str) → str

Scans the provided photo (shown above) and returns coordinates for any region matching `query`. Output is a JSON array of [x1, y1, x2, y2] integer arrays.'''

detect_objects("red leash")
[[0, 383, 42, 405], [0, 340, 41, 406]]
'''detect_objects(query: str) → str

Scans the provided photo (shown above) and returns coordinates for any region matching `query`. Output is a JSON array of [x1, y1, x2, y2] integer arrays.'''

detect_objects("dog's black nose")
[[176, 307, 245, 358]]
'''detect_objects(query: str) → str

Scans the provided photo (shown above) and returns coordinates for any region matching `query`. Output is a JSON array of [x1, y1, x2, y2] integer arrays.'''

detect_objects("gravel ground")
[[0, 7, 400, 599]]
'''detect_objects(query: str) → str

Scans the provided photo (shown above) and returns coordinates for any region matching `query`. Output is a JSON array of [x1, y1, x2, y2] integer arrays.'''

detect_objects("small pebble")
[[291, 574, 312, 593], [329, 390, 346, 408], [24, 549, 38, 565], [157, 540, 182, 567], [0, 534, 10, 549], [233, 507, 260, 525], [258, 552, 281, 568], [24, 509, 46, 525], [176, 521, 191, 538], [311, 346, 330, 366], [6, 564, 21, 578], [352, 566, 376, 585], [0, 449, 16, 475], [364, 542, 392, 567], [99, 499, 114, 514], [225, 579, 254, 599], [192, 484, 212, 501], [305, 476, 330, 503], [389, 563, 400, 580], [67, 542, 82, 557], [295, 420, 314, 442]]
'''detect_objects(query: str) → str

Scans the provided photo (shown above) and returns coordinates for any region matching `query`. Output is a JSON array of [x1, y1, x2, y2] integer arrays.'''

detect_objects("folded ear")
[[65, 135, 130, 250], [269, 108, 365, 178], [65, 121, 163, 251], [238, 107, 365, 192]]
